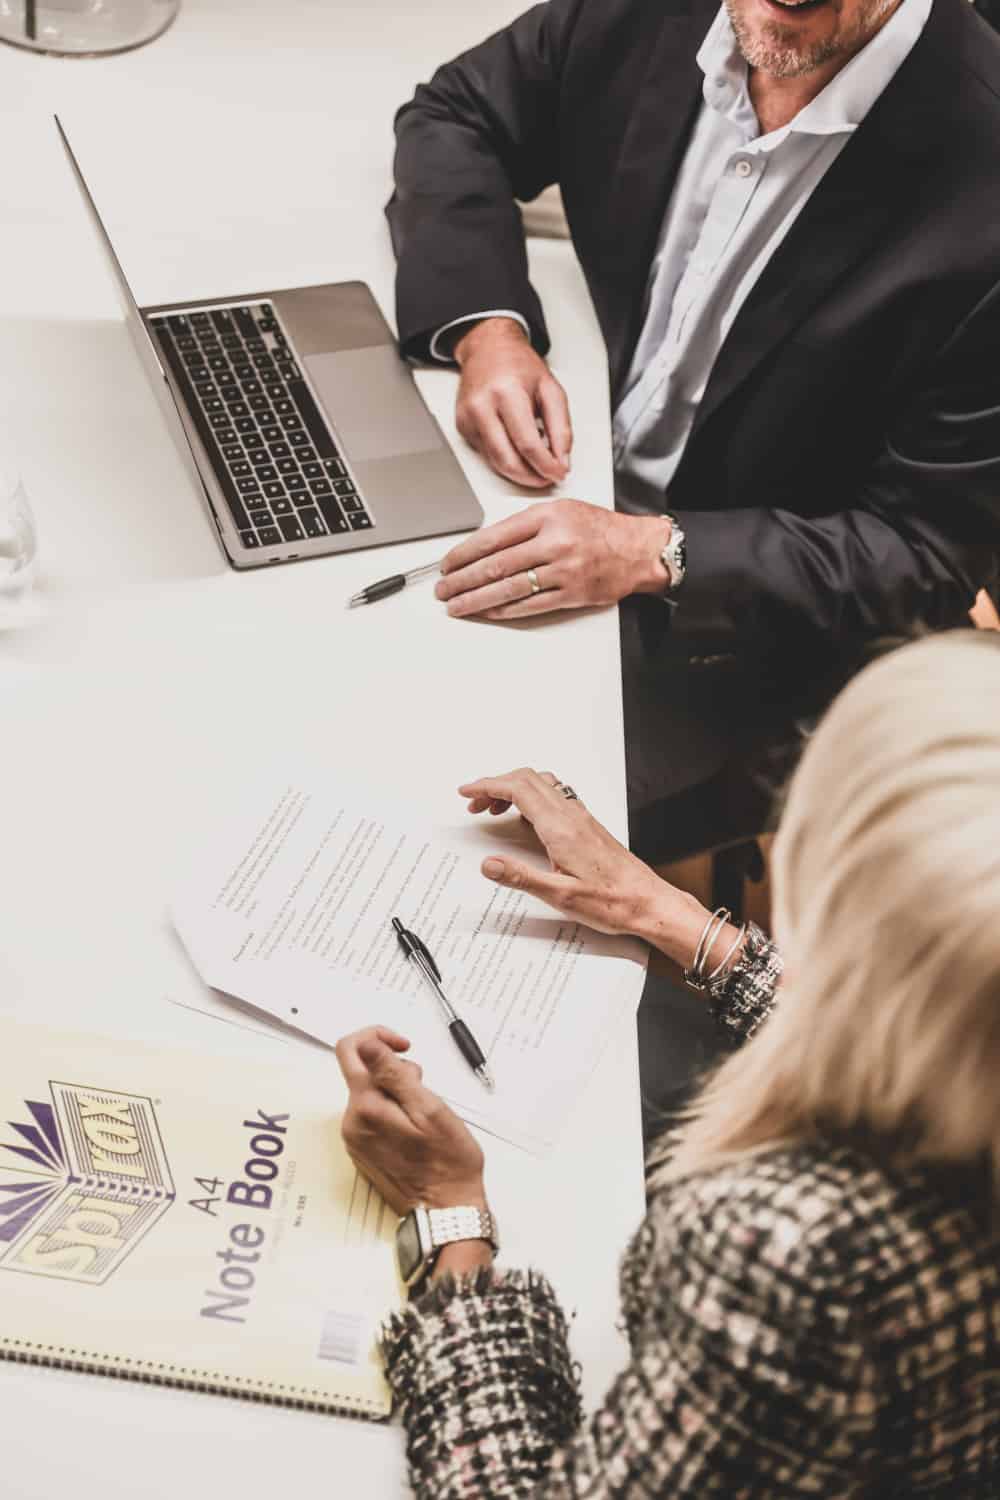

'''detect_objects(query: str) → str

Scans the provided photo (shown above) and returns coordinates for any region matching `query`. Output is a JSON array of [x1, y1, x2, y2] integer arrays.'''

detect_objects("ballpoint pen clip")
[[409, 931, 442, 983], [391, 917, 442, 983]]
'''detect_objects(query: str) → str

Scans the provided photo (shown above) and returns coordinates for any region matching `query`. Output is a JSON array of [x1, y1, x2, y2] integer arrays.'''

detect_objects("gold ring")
[[526, 568, 542, 595]]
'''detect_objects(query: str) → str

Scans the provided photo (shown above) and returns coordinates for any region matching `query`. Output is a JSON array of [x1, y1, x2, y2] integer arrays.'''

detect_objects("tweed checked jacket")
[[382, 928, 1000, 1497]]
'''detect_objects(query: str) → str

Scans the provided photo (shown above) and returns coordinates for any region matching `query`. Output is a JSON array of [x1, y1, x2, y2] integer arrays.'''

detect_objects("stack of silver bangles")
[[684, 906, 748, 993]]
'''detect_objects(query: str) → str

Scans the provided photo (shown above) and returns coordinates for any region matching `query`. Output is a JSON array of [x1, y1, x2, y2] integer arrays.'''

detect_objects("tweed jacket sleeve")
[[380, 933, 868, 1500]]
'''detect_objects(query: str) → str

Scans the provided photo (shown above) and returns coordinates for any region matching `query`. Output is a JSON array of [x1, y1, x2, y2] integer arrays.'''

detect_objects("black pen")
[[391, 916, 495, 1092], [347, 558, 444, 608]]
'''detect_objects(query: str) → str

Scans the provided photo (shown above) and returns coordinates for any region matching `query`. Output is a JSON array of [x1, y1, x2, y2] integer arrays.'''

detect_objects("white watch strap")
[[426, 1205, 499, 1254]]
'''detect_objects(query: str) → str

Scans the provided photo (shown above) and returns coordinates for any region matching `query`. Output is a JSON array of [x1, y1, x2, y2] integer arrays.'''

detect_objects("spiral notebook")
[[0, 1019, 396, 1418]]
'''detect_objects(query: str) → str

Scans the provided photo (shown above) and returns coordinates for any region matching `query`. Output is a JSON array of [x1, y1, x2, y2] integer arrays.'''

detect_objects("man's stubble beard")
[[723, 0, 898, 79]]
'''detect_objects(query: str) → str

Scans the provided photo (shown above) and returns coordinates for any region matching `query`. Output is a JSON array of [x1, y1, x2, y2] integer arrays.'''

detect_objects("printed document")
[[172, 779, 645, 1152]]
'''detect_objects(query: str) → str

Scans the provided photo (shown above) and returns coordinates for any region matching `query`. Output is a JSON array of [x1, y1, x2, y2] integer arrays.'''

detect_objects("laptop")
[[55, 118, 483, 570]]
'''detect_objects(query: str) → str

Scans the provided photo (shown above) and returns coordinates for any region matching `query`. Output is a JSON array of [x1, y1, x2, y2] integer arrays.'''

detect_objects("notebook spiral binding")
[[0, 1338, 387, 1418]]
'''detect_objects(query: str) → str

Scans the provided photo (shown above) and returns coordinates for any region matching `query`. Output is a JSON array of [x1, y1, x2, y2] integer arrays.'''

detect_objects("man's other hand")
[[436, 498, 672, 619], [454, 317, 572, 488]]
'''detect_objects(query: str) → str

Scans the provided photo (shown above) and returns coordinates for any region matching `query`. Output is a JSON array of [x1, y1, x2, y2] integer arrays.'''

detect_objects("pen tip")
[[477, 1066, 496, 1093]]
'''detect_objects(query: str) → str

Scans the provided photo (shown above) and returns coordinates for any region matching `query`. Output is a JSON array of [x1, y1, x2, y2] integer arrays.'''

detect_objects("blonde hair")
[[661, 631, 1000, 1194]]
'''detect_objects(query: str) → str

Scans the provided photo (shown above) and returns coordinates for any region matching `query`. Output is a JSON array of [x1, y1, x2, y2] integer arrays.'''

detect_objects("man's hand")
[[454, 318, 572, 488], [335, 1026, 487, 1216], [436, 499, 672, 619]]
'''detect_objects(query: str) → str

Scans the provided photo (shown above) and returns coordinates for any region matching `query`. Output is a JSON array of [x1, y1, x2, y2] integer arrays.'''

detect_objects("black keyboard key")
[[230, 460, 251, 477], [211, 309, 235, 335], [296, 445, 316, 462], [195, 380, 217, 398], [250, 450, 272, 469], [288, 431, 309, 448], [209, 356, 230, 374], [271, 498, 293, 516], [182, 348, 204, 367], [278, 514, 304, 542], [218, 383, 239, 402], [249, 509, 271, 527], [257, 465, 277, 482], [261, 425, 282, 443], [190, 311, 211, 327], [233, 307, 258, 341], [348, 512, 373, 530], [222, 443, 244, 461], [270, 441, 290, 459], [264, 481, 286, 500], [235, 418, 257, 435], [325, 458, 346, 477], [239, 529, 260, 549], [286, 475, 306, 493], [332, 479, 354, 497], [208, 411, 230, 429], [277, 360, 302, 381], [167, 313, 192, 336], [274, 399, 294, 417], [286, 379, 336, 458], [246, 438, 267, 457], [249, 395, 270, 412], [258, 525, 281, 546], [177, 335, 197, 353], [199, 338, 222, 356], [302, 461, 323, 479], [204, 396, 224, 414], [221, 334, 243, 352], [227, 401, 249, 418], [340, 493, 362, 512], [266, 382, 285, 400], [188, 365, 210, 384], [316, 496, 349, 534], [277, 458, 298, 476], [241, 378, 262, 396], [310, 478, 333, 496], [150, 316, 265, 540], [233, 363, 253, 381], [298, 507, 326, 538], [280, 415, 303, 432]]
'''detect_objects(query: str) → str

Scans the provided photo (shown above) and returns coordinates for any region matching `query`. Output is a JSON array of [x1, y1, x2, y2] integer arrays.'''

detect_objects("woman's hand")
[[335, 1026, 487, 1216], [459, 768, 712, 965]]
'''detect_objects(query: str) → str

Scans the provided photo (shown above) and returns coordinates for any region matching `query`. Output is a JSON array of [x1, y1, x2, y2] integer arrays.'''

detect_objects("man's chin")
[[736, 24, 839, 77]]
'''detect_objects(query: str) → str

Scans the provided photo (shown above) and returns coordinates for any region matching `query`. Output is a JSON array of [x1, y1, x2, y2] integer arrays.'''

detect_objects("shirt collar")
[[697, 0, 933, 146]]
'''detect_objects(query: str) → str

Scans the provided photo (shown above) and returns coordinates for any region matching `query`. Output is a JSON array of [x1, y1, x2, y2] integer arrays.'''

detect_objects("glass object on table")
[[0, 450, 38, 612], [0, 0, 179, 56]]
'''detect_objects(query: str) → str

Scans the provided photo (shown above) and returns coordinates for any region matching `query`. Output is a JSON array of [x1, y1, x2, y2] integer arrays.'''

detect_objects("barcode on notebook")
[[317, 1309, 365, 1366]]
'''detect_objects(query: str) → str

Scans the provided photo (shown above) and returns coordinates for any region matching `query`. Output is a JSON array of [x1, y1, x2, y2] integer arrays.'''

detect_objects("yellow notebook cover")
[[0, 1020, 396, 1417]]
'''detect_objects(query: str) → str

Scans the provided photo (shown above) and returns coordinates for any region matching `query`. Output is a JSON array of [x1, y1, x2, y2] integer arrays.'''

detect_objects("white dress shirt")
[[613, 0, 931, 511]]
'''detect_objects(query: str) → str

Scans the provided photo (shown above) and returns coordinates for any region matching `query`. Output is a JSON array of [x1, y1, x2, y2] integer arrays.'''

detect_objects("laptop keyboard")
[[149, 301, 373, 551]]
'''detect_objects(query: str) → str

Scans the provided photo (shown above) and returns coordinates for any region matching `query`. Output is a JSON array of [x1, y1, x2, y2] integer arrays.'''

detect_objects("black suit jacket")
[[387, 0, 1000, 686]]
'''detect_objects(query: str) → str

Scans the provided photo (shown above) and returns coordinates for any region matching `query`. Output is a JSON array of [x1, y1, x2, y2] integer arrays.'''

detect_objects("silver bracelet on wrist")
[[684, 906, 731, 992], [706, 923, 748, 986]]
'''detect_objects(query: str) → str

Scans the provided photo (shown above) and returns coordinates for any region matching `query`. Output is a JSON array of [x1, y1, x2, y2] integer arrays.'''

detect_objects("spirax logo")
[[0, 1083, 175, 1285]]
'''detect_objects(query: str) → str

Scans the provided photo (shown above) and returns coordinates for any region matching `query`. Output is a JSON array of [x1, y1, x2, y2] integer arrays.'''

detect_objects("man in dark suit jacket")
[[387, 0, 1000, 835]]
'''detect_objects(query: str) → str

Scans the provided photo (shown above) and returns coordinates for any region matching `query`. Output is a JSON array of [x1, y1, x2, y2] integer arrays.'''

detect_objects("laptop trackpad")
[[304, 346, 442, 463]]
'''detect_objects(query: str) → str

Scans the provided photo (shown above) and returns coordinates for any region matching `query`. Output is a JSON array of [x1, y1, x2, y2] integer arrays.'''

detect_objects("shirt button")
[[734, 158, 752, 178]]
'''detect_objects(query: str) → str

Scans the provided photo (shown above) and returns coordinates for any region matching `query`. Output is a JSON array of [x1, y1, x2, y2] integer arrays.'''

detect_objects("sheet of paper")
[[171, 779, 645, 1152]]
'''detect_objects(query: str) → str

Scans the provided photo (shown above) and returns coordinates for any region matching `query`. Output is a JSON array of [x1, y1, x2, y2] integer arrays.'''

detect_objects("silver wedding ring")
[[526, 567, 542, 595]]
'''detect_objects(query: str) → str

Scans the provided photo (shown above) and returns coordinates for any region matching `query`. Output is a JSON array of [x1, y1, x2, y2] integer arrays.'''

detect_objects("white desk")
[[0, 6, 645, 1496]]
